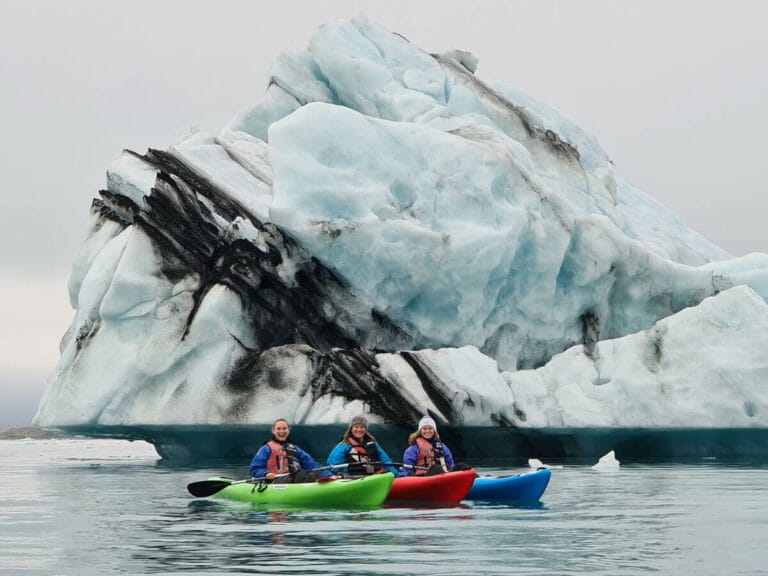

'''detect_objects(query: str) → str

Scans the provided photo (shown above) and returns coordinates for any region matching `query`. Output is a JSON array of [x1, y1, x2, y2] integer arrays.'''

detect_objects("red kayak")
[[386, 469, 477, 503]]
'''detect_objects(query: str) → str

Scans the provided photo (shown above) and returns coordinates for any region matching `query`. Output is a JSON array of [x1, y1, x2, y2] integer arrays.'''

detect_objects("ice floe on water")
[[591, 450, 621, 471]]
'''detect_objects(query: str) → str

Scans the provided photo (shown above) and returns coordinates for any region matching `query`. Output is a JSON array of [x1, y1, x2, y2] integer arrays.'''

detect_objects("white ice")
[[592, 450, 621, 471], [35, 19, 768, 435]]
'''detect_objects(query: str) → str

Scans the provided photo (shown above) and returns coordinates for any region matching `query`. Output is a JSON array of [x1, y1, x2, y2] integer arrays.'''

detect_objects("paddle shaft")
[[341, 460, 431, 474], [388, 461, 430, 471], [187, 474, 289, 497], [187, 463, 352, 497], [342, 460, 432, 472]]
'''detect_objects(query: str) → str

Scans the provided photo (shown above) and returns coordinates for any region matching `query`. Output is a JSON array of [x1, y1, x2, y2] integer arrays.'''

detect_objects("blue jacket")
[[327, 440, 399, 475], [400, 438, 455, 477], [249, 440, 332, 478]]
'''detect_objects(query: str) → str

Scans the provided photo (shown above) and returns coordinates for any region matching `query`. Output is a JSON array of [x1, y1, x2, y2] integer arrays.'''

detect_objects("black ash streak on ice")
[[87, 147, 454, 424], [139, 148, 385, 350], [435, 54, 581, 166]]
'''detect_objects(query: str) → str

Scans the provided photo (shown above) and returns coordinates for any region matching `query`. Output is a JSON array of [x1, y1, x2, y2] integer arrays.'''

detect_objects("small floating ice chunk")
[[591, 450, 620, 471], [528, 458, 563, 470]]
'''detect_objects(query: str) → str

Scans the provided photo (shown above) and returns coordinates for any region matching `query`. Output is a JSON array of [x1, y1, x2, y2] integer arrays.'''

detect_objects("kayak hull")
[[211, 473, 394, 507], [467, 468, 551, 501], [387, 469, 477, 503]]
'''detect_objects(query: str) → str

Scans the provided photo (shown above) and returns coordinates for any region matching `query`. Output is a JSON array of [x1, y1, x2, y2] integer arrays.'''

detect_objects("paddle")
[[387, 461, 430, 472], [187, 463, 353, 497], [336, 460, 432, 473], [328, 460, 418, 477], [187, 475, 285, 497]]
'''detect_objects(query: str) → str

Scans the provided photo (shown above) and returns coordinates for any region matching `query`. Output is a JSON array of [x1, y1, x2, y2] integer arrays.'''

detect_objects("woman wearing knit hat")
[[400, 416, 456, 477], [326, 415, 399, 476]]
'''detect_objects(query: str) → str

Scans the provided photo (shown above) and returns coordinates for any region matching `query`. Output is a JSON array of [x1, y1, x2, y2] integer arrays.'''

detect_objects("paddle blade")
[[187, 479, 232, 497]]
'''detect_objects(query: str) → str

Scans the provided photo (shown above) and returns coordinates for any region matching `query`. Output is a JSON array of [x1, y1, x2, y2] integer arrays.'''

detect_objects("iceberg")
[[35, 18, 768, 461]]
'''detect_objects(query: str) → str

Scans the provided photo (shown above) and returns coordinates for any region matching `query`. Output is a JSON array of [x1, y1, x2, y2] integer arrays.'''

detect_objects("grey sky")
[[1, 0, 766, 428]]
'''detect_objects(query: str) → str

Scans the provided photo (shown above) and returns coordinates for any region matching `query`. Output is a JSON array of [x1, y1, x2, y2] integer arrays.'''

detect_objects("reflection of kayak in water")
[[467, 468, 551, 502], [386, 469, 478, 503], [193, 473, 394, 507]]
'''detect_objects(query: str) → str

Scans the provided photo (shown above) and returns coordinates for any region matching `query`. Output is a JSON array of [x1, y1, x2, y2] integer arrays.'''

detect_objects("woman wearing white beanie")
[[400, 416, 456, 476]]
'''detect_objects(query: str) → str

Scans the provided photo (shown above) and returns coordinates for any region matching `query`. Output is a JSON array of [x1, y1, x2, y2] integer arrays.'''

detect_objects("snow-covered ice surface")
[[35, 19, 768, 459]]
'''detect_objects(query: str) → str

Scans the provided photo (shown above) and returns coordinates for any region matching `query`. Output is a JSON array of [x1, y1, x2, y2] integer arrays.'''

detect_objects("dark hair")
[[342, 426, 377, 444]]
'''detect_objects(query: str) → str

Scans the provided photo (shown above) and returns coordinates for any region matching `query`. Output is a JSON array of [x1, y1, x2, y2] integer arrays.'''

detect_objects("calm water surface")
[[1, 439, 766, 575]]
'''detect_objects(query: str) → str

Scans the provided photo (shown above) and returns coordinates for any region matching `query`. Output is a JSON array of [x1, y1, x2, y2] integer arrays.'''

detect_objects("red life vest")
[[347, 437, 383, 474], [266, 440, 301, 474], [348, 437, 382, 462], [349, 438, 369, 462], [414, 437, 448, 475]]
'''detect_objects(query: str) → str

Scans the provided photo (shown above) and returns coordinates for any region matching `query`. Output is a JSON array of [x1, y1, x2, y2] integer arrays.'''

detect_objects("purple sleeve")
[[400, 444, 419, 477], [442, 444, 455, 471]]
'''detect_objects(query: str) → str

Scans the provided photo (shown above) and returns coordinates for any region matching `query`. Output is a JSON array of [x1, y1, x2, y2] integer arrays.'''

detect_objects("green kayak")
[[209, 473, 394, 507]]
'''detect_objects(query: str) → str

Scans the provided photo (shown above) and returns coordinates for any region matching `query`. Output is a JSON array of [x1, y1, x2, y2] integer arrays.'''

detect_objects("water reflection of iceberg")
[[53, 423, 768, 463]]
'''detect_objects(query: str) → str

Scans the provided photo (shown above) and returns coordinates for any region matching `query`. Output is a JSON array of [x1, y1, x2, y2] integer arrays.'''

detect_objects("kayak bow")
[[387, 469, 477, 503], [206, 472, 394, 507], [466, 468, 551, 501]]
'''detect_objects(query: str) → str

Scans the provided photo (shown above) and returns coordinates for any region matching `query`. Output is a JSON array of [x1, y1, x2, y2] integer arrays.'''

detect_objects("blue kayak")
[[466, 468, 551, 501]]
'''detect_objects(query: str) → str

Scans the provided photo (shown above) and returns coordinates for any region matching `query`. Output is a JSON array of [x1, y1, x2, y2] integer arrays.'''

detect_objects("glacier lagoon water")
[[2, 439, 766, 576]]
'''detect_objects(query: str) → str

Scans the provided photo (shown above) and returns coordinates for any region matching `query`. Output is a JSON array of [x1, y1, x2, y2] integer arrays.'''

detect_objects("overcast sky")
[[1, 0, 766, 429]]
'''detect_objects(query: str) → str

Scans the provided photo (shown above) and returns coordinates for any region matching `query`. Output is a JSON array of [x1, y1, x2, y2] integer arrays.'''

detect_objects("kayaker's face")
[[273, 421, 290, 441], [420, 425, 435, 439], [351, 424, 367, 440]]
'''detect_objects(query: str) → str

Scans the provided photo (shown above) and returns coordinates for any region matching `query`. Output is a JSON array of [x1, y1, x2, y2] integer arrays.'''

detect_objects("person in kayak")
[[249, 418, 333, 483], [401, 416, 455, 476], [326, 415, 399, 476]]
